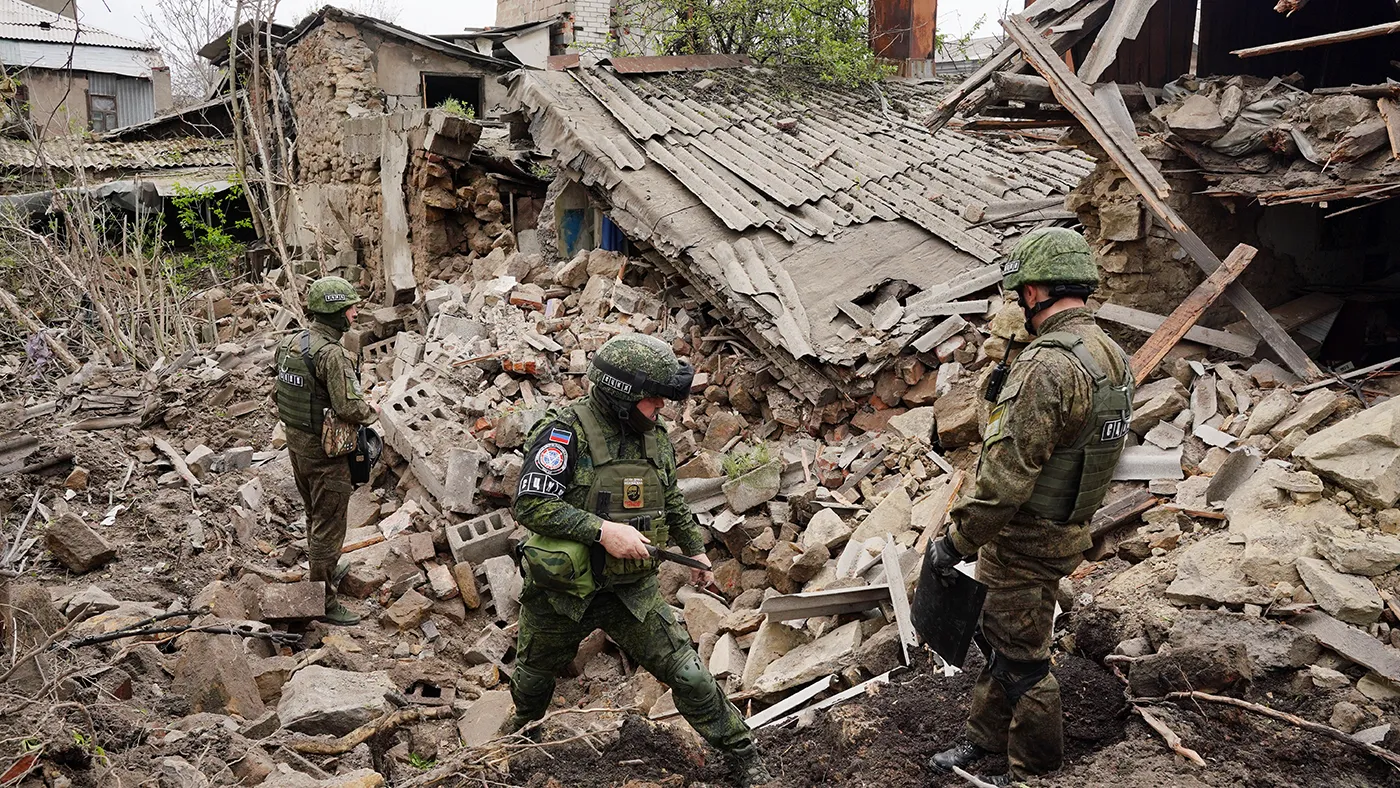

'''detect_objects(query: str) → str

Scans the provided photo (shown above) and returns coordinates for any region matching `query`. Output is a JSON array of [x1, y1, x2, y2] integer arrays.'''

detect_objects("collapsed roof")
[[507, 62, 1094, 403]]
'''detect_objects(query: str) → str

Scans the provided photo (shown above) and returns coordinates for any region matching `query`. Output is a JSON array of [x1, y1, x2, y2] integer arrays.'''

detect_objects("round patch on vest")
[[535, 444, 567, 474]]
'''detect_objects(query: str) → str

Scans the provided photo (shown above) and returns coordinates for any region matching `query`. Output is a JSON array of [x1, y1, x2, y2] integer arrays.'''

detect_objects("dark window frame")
[[420, 72, 484, 118], [88, 91, 117, 132]]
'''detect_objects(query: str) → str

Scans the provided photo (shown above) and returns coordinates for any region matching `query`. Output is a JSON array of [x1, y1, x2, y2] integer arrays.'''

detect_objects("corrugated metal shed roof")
[[0, 0, 152, 49], [0, 136, 235, 170], [509, 66, 1095, 400]]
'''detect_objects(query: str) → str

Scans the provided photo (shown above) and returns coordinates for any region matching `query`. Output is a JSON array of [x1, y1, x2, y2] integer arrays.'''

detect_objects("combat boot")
[[498, 712, 542, 742], [322, 599, 361, 626], [726, 751, 772, 787], [928, 741, 992, 774]]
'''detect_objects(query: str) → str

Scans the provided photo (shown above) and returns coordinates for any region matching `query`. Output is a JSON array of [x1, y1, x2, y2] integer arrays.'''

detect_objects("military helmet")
[[588, 334, 694, 403], [1000, 227, 1099, 292], [306, 276, 362, 314]]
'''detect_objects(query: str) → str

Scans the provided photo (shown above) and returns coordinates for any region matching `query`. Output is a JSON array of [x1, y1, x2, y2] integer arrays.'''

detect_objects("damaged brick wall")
[[406, 147, 515, 283], [285, 20, 385, 268], [1068, 141, 1301, 326]]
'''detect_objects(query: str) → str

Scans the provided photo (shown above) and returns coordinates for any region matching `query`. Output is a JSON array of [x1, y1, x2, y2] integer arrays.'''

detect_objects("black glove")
[[929, 535, 966, 587]]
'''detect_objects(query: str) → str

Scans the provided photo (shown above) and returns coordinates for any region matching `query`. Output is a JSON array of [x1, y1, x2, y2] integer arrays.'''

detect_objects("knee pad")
[[510, 662, 557, 702], [989, 652, 1051, 707], [661, 648, 715, 705]]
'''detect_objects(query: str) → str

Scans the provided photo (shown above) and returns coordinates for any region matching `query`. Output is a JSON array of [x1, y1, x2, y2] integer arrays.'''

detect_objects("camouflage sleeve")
[[513, 416, 602, 544], [317, 346, 378, 425], [947, 351, 1088, 555], [657, 426, 704, 556]]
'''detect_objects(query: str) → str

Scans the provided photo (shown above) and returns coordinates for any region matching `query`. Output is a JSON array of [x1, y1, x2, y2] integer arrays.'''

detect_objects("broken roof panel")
[[0, 137, 235, 170], [509, 66, 1093, 401]]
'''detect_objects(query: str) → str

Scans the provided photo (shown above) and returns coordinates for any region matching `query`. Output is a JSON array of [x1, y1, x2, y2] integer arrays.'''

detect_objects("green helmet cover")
[[587, 333, 692, 403], [1000, 227, 1099, 291], [306, 276, 362, 314]]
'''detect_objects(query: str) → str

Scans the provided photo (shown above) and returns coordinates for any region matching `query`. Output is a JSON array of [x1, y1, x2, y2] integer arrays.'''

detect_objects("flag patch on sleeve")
[[548, 427, 573, 445]]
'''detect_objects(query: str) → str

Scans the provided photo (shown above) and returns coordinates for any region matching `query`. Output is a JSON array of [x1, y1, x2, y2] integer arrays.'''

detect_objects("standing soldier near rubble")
[[504, 333, 771, 787], [926, 228, 1132, 785], [273, 276, 379, 627]]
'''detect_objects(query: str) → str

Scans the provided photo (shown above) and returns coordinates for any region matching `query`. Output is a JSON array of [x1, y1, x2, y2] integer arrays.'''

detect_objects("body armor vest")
[[1020, 331, 1133, 523], [572, 403, 669, 584], [274, 331, 334, 433]]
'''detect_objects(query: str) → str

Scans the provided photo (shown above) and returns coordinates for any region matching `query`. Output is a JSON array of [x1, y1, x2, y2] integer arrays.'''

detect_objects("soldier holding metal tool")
[[926, 228, 1133, 785], [504, 334, 771, 787]]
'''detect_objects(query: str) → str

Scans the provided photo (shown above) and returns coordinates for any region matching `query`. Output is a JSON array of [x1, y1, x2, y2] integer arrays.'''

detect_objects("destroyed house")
[[927, 0, 1400, 386], [506, 59, 1095, 404], [279, 6, 522, 121], [0, 0, 172, 137]]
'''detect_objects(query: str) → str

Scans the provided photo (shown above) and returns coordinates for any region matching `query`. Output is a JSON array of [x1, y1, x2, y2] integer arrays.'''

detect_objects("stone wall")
[[406, 145, 514, 284], [1067, 140, 1300, 327]]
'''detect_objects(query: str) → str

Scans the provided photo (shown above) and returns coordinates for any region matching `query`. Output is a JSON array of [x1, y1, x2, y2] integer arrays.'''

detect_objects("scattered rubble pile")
[[8, 224, 1400, 785], [1148, 75, 1400, 202]]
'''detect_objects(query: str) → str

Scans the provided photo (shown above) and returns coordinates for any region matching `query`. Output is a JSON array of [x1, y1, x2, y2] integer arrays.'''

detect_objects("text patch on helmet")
[[597, 371, 634, 395], [535, 444, 568, 474], [1000, 257, 1021, 276], [277, 368, 306, 387], [622, 478, 644, 509], [323, 293, 348, 303], [1100, 418, 1129, 442]]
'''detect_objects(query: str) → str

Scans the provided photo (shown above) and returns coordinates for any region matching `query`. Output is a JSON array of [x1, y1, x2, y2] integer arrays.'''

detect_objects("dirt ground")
[[503, 648, 1400, 788]]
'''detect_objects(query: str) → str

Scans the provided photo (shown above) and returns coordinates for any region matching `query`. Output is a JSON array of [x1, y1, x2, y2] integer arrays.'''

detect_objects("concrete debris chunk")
[[44, 513, 117, 573], [753, 620, 862, 695], [457, 690, 515, 747], [1295, 557, 1382, 625], [277, 665, 395, 736], [1315, 527, 1400, 577], [257, 582, 326, 622], [1294, 396, 1400, 509]]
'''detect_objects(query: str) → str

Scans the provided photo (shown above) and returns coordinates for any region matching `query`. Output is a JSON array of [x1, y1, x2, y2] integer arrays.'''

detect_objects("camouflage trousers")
[[289, 444, 353, 609], [509, 589, 754, 757], [965, 542, 1082, 778]]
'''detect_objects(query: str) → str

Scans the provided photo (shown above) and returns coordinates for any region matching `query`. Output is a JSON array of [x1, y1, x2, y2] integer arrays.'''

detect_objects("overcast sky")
[[80, 0, 1010, 47]]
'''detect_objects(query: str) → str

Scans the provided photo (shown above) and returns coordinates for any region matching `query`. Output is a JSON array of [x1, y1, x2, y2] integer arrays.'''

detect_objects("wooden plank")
[[1224, 293, 1344, 341], [1088, 488, 1158, 540], [1378, 98, 1400, 160], [1293, 355, 1400, 394], [924, 0, 1112, 133], [759, 585, 892, 621], [1129, 244, 1258, 385], [1078, 0, 1162, 82], [1005, 13, 1322, 382], [1231, 21, 1400, 58], [882, 536, 916, 664], [963, 118, 1078, 130], [1097, 302, 1258, 357], [762, 671, 895, 729], [1292, 611, 1400, 684], [914, 469, 966, 553]]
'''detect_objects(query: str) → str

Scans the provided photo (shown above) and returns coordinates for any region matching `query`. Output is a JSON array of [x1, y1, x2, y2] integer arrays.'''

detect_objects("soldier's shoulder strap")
[[1025, 330, 1108, 386], [570, 402, 614, 466]]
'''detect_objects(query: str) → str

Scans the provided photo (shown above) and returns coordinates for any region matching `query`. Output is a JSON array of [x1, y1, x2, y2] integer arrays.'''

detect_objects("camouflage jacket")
[[513, 394, 704, 621], [281, 321, 377, 459], [948, 307, 1130, 558]]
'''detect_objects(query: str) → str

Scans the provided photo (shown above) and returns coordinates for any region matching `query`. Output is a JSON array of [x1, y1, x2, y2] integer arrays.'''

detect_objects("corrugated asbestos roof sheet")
[[0, 0, 151, 49], [509, 66, 1095, 401], [0, 136, 235, 170]]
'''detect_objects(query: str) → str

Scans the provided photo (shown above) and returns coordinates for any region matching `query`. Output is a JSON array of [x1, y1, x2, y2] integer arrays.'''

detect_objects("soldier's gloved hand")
[[599, 520, 652, 560], [929, 535, 966, 586], [687, 552, 714, 588]]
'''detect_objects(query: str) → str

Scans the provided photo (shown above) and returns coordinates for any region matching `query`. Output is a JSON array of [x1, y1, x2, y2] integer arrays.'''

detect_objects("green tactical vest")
[[518, 403, 671, 598], [572, 402, 669, 584], [1020, 331, 1133, 523], [274, 330, 334, 433]]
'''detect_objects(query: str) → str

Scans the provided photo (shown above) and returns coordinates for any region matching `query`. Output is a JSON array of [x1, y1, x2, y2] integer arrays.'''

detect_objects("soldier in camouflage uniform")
[[927, 228, 1133, 785], [506, 334, 771, 787], [273, 276, 380, 626]]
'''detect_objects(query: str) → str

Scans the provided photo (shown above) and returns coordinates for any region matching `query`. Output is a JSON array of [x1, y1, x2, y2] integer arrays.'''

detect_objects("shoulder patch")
[[548, 426, 573, 445], [535, 444, 568, 474], [984, 402, 1011, 445]]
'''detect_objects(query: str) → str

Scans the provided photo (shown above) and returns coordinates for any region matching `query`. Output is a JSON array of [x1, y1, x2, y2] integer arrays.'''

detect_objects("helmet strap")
[[1017, 284, 1093, 336]]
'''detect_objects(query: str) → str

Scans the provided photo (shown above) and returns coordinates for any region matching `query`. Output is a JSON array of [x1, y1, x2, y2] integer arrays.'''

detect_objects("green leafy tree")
[[611, 0, 889, 84]]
